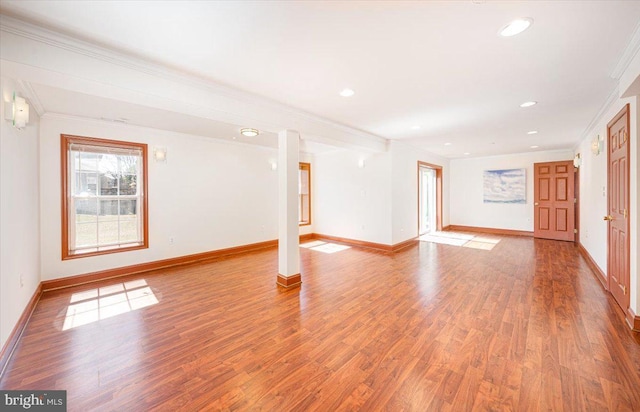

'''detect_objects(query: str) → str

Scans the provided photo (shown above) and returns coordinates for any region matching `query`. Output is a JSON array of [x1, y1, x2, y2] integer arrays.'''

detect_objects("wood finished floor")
[[1, 236, 639, 411]]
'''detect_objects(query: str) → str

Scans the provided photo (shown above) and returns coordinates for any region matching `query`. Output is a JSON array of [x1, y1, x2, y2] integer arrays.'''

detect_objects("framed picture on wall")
[[483, 168, 526, 204]]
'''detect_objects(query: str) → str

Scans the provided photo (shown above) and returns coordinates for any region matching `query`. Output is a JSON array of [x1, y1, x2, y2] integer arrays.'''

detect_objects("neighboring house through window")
[[299, 162, 311, 225], [61, 134, 148, 259]]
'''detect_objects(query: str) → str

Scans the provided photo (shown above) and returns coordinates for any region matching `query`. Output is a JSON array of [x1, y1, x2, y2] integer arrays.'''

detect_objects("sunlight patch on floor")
[[419, 232, 500, 250], [63, 279, 158, 330], [300, 240, 351, 254]]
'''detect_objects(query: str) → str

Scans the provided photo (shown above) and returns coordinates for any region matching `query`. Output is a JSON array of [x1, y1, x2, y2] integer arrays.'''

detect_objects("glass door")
[[419, 166, 437, 235]]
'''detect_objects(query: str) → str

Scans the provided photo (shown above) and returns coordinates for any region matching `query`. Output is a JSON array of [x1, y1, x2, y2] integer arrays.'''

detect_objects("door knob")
[[603, 215, 614, 221], [534, 202, 539, 206]]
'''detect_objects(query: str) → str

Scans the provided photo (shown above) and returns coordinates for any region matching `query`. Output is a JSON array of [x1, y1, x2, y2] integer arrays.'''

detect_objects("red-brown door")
[[606, 104, 630, 312], [534, 161, 575, 241]]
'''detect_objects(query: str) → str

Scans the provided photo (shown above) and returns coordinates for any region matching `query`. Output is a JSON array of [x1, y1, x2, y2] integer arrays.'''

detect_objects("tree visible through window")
[[299, 162, 311, 225], [61, 135, 148, 259]]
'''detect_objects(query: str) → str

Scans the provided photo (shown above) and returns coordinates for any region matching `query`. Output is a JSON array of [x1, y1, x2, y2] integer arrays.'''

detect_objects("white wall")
[[313, 149, 392, 245], [450, 150, 574, 231], [390, 141, 450, 244], [39, 114, 283, 281], [0, 78, 41, 349]]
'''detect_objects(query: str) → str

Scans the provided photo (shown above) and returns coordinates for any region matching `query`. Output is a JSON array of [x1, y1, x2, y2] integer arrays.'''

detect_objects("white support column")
[[277, 129, 301, 287]]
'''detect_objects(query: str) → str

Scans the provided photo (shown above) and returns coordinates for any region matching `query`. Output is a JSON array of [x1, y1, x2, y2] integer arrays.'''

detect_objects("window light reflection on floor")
[[419, 232, 500, 250], [63, 279, 158, 330], [300, 240, 351, 254]]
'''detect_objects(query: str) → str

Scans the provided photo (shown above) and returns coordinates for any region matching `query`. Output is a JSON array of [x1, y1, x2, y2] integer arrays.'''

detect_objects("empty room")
[[1, 1, 639, 411]]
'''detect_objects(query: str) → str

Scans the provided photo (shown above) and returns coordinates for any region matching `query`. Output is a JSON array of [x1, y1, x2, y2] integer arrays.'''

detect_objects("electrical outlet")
[[169, 237, 174, 244]]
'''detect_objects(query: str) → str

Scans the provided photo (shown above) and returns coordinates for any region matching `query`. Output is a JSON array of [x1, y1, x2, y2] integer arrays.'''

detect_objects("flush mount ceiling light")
[[444, 142, 452, 146], [520, 101, 537, 108], [411, 125, 421, 130], [499, 18, 533, 37], [339, 88, 355, 97], [464, 152, 471, 155], [240, 128, 259, 137], [530, 145, 539, 149], [527, 130, 538, 135]]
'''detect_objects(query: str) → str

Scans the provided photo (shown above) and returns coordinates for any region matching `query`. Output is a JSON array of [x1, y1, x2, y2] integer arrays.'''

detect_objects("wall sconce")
[[573, 153, 581, 168], [4, 92, 30, 130], [270, 161, 278, 171], [591, 135, 604, 155], [154, 147, 167, 162], [358, 158, 365, 169]]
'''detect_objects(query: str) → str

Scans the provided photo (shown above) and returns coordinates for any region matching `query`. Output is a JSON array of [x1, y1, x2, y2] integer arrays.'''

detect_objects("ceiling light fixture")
[[527, 130, 538, 135], [520, 101, 537, 108], [411, 125, 421, 130], [499, 18, 533, 37], [339, 88, 355, 97], [530, 145, 539, 149], [464, 152, 471, 155], [444, 142, 452, 146], [240, 128, 259, 137]]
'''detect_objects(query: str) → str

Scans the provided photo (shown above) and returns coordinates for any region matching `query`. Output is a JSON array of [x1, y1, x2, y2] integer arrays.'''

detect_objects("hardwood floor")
[[1, 236, 639, 411]]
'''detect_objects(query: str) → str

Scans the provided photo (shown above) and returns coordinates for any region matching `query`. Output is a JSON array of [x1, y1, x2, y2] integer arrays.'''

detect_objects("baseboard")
[[391, 237, 419, 252], [0, 283, 42, 379], [310, 233, 419, 253], [577, 242, 607, 290], [311, 233, 392, 252], [445, 225, 534, 237], [42, 239, 279, 291], [627, 307, 640, 332]]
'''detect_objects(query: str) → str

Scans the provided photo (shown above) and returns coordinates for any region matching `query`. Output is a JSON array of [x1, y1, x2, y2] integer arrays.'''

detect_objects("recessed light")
[[500, 18, 533, 37], [464, 152, 471, 155], [240, 128, 259, 137], [339, 88, 355, 97], [530, 145, 539, 149], [444, 142, 452, 146], [520, 101, 537, 108], [411, 125, 421, 130], [527, 130, 538, 135]]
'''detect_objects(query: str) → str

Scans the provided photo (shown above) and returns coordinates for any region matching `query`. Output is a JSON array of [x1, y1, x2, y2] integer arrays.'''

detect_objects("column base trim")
[[277, 273, 301, 288]]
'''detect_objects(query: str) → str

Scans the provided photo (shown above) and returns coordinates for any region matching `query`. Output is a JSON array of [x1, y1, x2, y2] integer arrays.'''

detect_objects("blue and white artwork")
[[483, 168, 526, 204]]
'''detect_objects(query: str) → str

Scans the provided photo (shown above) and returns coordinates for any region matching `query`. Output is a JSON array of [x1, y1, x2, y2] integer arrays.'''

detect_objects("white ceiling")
[[2, 1, 640, 158]]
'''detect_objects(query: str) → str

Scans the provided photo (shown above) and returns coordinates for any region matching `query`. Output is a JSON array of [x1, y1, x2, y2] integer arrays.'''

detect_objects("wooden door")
[[534, 161, 575, 241], [606, 104, 630, 312]]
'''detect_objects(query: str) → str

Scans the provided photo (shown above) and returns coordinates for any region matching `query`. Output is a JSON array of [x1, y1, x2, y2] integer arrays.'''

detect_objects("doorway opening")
[[418, 161, 443, 235]]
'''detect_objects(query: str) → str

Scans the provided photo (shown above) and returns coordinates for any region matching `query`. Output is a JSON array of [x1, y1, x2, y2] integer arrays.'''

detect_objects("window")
[[61, 134, 148, 259], [299, 162, 311, 225]]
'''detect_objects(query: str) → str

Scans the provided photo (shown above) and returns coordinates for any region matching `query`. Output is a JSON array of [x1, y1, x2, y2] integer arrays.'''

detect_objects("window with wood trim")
[[61, 134, 148, 259], [299, 162, 311, 226]]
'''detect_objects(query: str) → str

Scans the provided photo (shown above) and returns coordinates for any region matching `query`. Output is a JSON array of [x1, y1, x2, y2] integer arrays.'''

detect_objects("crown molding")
[[578, 85, 620, 145], [611, 20, 640, 80], [0, 14, 387, 150]]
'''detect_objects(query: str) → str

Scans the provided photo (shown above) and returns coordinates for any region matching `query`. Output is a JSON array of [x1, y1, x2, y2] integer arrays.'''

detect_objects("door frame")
[[417, 161, 443, 234], [606, 103, 631, 311]]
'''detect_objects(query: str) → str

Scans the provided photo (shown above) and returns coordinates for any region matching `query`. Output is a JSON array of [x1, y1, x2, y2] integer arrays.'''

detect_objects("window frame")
[[61, 134, 149, 260], [299, 162, 311, 226]]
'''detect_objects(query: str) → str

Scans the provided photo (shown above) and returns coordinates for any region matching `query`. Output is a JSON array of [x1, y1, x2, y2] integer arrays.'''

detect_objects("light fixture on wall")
[[240, 128, 259, 137], [591, 135, 603, 155], [358, 158, 365, 169], [154, 147, 167, 162], [4, 92, 30, 130], [573, 153, 582, 168], [270, 160, 278, 171]]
